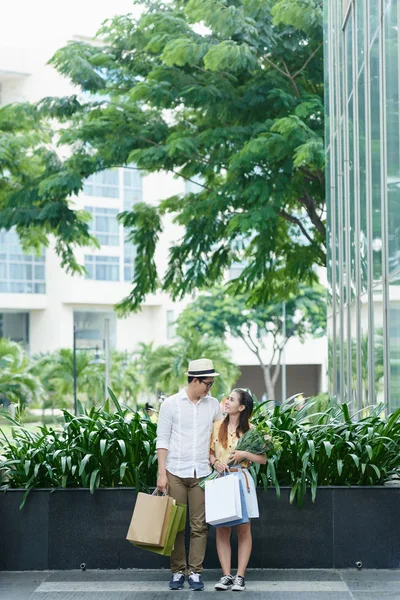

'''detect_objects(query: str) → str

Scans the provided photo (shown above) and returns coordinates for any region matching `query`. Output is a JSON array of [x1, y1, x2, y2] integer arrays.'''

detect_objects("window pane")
[[0, 230, 45, 294], [83, 169, 119, 198], [385, 1, 400, 275], [370, 33, 383, 282], [389, 272, 400, 411], [74, 310, 116, 350], [358, 67, 368, 293]]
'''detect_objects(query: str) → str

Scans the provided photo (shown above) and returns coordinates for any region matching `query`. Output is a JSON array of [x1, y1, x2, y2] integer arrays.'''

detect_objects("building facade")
[[325, 0, 400, 411]]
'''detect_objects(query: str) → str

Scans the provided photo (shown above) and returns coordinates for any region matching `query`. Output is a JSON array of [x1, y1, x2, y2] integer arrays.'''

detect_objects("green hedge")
[[1, 391, 400, 508]]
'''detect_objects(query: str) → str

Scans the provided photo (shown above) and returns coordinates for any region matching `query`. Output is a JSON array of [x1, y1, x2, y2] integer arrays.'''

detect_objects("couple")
[[156, 358, 266, 592]]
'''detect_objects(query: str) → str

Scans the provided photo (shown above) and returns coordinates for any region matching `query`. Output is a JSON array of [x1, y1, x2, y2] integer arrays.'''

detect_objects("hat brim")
[[185, 371, 220, 377]]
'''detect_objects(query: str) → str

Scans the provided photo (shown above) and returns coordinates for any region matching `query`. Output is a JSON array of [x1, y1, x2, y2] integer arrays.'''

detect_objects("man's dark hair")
[[188, 376, 195, 384]]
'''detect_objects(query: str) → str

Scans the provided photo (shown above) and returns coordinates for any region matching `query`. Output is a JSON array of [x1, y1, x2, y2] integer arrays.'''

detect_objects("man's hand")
[[157, 471, 169, 493]]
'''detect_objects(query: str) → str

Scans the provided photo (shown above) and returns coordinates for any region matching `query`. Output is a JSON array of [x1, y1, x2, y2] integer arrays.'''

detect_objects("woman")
[[209, 389, 266, 592]]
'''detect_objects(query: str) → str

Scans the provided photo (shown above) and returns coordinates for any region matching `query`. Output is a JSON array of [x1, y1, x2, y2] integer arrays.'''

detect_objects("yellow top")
[[210, 420, 252, 468]]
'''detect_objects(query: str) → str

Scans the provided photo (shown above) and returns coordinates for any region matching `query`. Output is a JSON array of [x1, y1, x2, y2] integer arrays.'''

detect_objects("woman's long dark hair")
[[218, 389, 254, 449]]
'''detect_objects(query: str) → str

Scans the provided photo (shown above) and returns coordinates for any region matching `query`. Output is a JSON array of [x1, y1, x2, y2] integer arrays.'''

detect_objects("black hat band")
[[188, 368, 215, 375]]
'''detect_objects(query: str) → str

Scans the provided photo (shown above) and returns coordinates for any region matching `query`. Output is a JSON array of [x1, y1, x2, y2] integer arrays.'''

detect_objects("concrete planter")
[[1, 487, 399, 571]]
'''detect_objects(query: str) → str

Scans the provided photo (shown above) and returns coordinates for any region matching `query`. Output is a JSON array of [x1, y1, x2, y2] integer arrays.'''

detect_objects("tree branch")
[[297, 193, 326, 239], [282, 60, 300, 97], [293, 42, 323, 79], [279, 210, 314, 245], [263, 55, 289, 78]]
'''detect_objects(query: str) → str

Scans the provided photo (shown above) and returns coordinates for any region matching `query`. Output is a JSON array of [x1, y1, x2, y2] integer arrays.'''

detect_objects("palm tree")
[[33, 349, 104, 408], [0, 339, 43, 408], [109, 351, 142, 407], [140, 333, 240, 397]]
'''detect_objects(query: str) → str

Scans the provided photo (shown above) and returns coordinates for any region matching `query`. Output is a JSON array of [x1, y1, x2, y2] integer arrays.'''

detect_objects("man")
[[156, 358, 222, 591], [145, 402, 158, 423]]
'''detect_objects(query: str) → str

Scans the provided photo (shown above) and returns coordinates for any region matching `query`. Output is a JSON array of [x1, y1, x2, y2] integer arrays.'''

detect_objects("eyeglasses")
[[199, 379, 214, 389]]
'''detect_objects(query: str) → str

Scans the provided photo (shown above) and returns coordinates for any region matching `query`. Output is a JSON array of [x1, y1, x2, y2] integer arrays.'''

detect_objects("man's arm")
[[157, 448, 169, 492], [156, 400, 172, 492], [214, 398, 223, 421]]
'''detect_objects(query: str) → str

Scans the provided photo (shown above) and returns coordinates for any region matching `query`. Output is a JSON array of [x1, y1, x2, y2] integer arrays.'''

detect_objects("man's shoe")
[[169, 572, 185, 590], [232, 575, 246, 592], [188, 571, 205, 591], [215, 575, 234, 591]]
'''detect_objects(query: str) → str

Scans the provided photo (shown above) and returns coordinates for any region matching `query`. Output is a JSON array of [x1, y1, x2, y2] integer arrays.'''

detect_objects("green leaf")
[[79, 454, 92, 476], [90, 469, 100, 494], [117, 440, 126, 457]]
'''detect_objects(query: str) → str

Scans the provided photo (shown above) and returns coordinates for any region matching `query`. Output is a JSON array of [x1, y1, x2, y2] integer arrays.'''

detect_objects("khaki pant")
[[167, 471, 208, 574]]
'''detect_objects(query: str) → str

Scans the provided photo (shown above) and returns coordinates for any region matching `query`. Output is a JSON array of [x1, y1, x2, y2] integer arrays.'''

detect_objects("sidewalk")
[[1, 568, 400, 599]]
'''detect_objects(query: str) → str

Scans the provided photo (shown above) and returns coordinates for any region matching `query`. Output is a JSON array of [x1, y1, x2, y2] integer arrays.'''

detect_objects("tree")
[[177, 285, 327, 400], [0, 103, 96, 274], [0, 339, 43, 407], [108, 351, 142, 407], [33, 349, 143, 411], [33, 349, 104, 408], [10, 0, 324, 310], [139, 333, 240, 397]]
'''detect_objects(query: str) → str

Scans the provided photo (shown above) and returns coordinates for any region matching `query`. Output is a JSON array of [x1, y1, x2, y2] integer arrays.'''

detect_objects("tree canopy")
[[2, 0, 324, 310], [0, 103, 96, 273], [177, 284, 327, 399]]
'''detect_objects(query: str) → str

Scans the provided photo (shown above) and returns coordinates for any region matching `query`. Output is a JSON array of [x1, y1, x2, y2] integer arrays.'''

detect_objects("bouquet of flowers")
[[199, 422, 282, 489]]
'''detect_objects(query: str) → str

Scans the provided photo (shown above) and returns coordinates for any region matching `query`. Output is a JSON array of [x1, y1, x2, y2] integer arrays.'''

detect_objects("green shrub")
[[1, 392, 400, 509], [251, 398, 400, 506], [0, 390, 157, 507]]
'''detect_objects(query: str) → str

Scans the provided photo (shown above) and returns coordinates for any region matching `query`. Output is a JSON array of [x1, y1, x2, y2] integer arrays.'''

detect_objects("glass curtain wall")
[[325, 0, 400, 412]]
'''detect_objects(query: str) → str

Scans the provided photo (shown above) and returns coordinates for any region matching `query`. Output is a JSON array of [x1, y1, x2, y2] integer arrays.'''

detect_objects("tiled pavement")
[[1, 569, 400, 600]]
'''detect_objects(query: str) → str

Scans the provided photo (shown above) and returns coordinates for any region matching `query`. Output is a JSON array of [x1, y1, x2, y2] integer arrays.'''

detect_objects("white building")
[[0, 5, 328, 401]]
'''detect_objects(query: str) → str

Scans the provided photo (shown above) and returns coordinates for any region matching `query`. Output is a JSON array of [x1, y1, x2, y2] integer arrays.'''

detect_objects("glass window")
[[83, 169, 119, 198], [368, 0, 379, 44], [86, 206, 120, 246], [74, 310, 116, 350], [123, 167, 142, 210], [385, 1, 400, 275], [166, 310, 176, 340], [0, 230, 46, 294], [389, 272, 400, 411], [0, 312, 29, 349], [85, 255, 119, 281], [348, 95, 356, 303], [356, 0, 365, 72], [371, 285, 385, 405], [358, 67, 368, 293], [124, 239, 136, 282], [370, 33, 383, 283]]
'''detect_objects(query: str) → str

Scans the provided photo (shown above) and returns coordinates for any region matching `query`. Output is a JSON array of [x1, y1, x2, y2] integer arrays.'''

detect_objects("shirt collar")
[[181, 387, 209, 404]]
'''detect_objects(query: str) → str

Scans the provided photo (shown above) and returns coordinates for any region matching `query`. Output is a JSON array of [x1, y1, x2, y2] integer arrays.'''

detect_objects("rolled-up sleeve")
[[214, 399, 223, 422], [156, 400, 172, 450]]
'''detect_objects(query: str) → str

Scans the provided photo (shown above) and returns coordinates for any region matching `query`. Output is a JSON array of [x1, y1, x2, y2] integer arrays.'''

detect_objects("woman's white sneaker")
[[232, 575, 246, 591], [215, 575, 234, 591]]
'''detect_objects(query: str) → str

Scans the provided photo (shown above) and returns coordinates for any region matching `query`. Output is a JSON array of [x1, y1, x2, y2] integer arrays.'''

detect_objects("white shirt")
[[156, 388, 222, 478]]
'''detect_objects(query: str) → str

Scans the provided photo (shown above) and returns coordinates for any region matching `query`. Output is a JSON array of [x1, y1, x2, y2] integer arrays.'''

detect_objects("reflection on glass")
[[358, 67, 368, 293], [368, 0, 379, 44], [370, 33, 383, 282], [356, 0, 365, 71], [372, 286, 385, 405], [385, 1, 400, 275], [389, 272, 400, 411]]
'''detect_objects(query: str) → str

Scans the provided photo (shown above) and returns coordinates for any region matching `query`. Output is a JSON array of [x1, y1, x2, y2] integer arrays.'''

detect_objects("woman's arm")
[[230, 450, 267, 465], [210, 450, 229, 473]]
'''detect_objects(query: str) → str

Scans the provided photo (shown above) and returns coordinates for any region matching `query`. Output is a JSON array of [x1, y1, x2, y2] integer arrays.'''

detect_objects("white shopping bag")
[[205, 474, 242, 526]]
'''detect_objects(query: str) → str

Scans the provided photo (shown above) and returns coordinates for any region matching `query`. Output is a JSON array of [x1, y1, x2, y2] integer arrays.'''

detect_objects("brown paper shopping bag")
[[133, 502, 187, 557], [126, 491, 174, 547]]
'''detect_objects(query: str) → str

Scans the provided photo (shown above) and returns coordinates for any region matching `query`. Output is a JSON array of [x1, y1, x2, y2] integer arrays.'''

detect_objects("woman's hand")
[[229, 450, 248, 464], [214, 459, 230, 473]]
